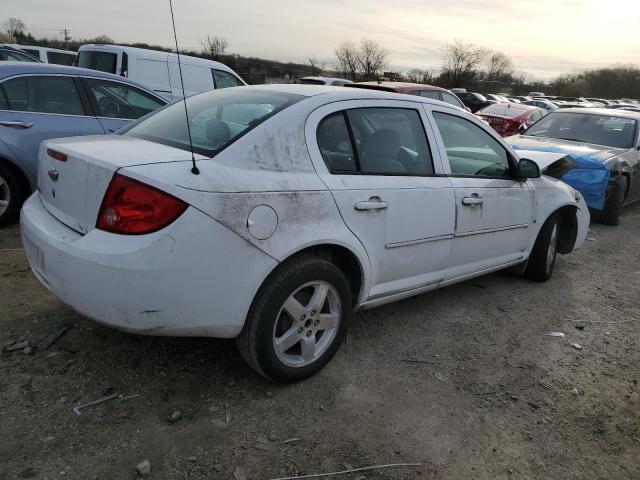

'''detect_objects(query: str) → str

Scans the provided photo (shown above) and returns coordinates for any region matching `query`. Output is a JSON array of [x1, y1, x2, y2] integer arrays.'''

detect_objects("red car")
[[476, 103, 546, 137], [345, 82, 468, 110]]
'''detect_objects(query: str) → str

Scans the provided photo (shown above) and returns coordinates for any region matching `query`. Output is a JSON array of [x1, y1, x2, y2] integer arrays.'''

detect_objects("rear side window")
[[124, 88, 301, 157], [213, 69, 242, 89], [78, 51, 117, 74], [317, 107, 434, 176], [0, 88, 8, 110], [441, 92, 463, 108], [21, 48, 41, 59], [419, 91, 440, 100], [433, 112, 511, 178], [83, 78, 165, 119], [1, 75, 84, 115], [46, 51, 76, 66], [317, 112, 357, 173]]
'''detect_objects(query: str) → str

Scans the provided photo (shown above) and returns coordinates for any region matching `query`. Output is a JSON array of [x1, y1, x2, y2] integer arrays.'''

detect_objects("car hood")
[[507, 135, 626, 163]]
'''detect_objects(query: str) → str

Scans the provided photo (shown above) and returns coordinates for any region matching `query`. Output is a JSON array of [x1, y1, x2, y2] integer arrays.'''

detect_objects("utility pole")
[[61, 28, 71, 48]]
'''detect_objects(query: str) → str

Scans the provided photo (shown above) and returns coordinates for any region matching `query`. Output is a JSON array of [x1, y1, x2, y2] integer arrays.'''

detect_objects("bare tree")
[[406, 68, 434, 84], [335, 41, 359, 81], [358, 39, 390, 80], [4, 17, 25, 38], [0, 31, 14, 43], [485, 51, 514, 82], [440, 40, 488, 87], [200, 35, 229, 60], [91, 35, 114, 44], [308, 55, 328, 75]]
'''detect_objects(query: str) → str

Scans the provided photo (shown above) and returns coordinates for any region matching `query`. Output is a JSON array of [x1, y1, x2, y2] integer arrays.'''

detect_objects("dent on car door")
[[430, 110, 534, 279], [308, 101, 455, 301], [0, 75, 104, 179]]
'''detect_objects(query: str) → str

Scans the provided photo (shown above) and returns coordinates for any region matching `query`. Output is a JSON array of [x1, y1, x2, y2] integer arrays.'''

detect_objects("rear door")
[[428, 108, 534, 279], [0, 74, 104, 180], [79, 76, 167, 133], [306, 100, 455, 300]]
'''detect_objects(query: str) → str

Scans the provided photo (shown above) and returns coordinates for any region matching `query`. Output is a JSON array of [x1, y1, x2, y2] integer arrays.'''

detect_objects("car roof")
[[553, 107, 640, 119], [346, 81, 446, 93], [0, 62, 165, 98], [241, 83, 457, 104]]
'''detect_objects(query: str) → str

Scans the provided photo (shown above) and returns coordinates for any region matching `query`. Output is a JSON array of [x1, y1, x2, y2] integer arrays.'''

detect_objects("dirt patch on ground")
[[1, 208, 639, 480]]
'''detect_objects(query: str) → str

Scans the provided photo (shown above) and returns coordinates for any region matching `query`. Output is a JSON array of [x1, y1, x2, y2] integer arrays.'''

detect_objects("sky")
[[4, 0, 640, 80]]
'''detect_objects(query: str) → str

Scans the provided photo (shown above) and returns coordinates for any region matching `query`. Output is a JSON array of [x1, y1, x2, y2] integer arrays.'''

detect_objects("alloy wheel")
[[272, 281, 341, 368]]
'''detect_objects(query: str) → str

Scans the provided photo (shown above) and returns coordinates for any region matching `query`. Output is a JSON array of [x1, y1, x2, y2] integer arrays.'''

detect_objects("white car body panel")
[[21, 86, 589, 337]]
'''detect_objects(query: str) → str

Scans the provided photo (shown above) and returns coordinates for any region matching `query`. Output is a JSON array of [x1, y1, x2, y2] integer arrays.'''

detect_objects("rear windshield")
[[479, 104, 527, 118], [299, 78, 326, 85], [525, 112, 637, 149], [124, 88, 302, 157], [78, 51, 117, 73]]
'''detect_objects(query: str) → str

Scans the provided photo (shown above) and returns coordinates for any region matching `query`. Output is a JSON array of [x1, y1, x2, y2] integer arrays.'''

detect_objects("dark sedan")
[[453, 91, 495, 113]]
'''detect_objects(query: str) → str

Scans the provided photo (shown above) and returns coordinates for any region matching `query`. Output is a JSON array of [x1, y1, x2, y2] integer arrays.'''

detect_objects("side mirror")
[[518, 123, 528, 134], [517, 158, 541, 179]]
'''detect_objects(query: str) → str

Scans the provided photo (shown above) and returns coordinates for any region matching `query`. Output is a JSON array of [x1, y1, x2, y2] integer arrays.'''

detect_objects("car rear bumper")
[[20, 193, 277, 338]]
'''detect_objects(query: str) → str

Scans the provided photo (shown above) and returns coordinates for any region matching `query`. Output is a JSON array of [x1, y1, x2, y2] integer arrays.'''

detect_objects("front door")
[[429, 109, 534, 279], [0, 74, 103, 180], [307, 100, 455, 300]]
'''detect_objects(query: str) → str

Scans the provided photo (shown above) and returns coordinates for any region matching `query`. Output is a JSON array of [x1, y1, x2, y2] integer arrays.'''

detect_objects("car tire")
[[0, 163, 24, 226], [523, 214, 559, 282], [598, 175, 627, 226], [237, 255, 352, 383]]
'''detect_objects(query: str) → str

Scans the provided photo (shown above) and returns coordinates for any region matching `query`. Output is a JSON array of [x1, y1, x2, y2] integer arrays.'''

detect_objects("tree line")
[[2, 17, 638, 99]]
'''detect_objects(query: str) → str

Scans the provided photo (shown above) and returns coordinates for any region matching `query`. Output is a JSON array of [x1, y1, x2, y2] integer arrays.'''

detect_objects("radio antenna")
[[168, 0, 199, 175]]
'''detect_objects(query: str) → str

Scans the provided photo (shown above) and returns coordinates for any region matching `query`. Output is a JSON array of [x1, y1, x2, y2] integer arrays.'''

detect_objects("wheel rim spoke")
[[300, 336, 316, 362], [317, 312, 339, 330], [307, 284, 328, 312], [275, 325, 301, 354], [283, 296, 305, 322]]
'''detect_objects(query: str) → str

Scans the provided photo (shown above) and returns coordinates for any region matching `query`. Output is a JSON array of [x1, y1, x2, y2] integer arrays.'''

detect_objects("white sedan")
[[20, 85, 589, 382]]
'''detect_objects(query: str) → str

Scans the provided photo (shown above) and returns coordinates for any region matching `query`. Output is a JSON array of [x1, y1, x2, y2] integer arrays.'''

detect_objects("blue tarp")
[[512, 144, 610, 210]]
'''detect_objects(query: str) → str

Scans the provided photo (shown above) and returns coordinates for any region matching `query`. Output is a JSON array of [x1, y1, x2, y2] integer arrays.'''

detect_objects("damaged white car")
[[21, 85, 589, 382]]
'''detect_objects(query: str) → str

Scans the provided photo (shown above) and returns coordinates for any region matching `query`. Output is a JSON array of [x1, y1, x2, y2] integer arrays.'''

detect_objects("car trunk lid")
[[37, 135, 201, 234]]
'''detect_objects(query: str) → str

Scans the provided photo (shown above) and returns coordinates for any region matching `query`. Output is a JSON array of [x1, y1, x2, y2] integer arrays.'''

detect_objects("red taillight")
[[96, 174, 188, 235], [47, 149, 67, 162]]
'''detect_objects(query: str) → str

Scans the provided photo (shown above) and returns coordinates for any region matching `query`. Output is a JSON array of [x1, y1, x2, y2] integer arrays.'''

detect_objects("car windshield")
[[479, 104, 527, 117], [124, 88, 302, 157], [525, 112, 637, 149]]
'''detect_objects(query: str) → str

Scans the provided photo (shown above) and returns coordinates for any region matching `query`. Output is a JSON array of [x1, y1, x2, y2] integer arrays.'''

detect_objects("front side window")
[[433, 112, 512, 178], [46, 51, 76, 66], [317, 107, 434, 176], [213, 69, 242, 89], [1, 75, 84, 115], [525, 112, 637, 149], [77, 51, 117, 74], [124, 88, 301, 157], [84, 78, 165, 119]]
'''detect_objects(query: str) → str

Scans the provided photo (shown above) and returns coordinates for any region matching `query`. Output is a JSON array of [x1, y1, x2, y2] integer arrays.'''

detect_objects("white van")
[[77, 44, 246, 101], [1, 44, 77, 65]]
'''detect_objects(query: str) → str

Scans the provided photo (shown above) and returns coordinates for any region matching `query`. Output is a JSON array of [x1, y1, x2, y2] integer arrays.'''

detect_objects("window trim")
[[316, 106, 437, 177], [0, 73, 92, 117], [431, 109, 519, 180]]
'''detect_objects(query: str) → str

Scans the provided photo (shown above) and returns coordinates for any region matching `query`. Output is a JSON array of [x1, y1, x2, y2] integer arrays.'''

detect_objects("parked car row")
[[1, 44, 76, 65]]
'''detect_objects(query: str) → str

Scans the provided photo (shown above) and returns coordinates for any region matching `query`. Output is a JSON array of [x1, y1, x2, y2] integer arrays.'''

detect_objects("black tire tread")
[[599, 175, 626, 226], [523, 214, 558, 282], [0, 163, 23, 226]]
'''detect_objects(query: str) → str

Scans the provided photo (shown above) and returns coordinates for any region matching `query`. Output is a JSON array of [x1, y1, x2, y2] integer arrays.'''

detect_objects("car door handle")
[[462, 195, 483, 205], [0, 120, 33, 129], [355, 198, 389, 211]]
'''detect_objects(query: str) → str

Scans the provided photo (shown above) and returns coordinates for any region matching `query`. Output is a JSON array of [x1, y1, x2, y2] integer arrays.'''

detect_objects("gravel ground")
[[1, 207, 639, 480]]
